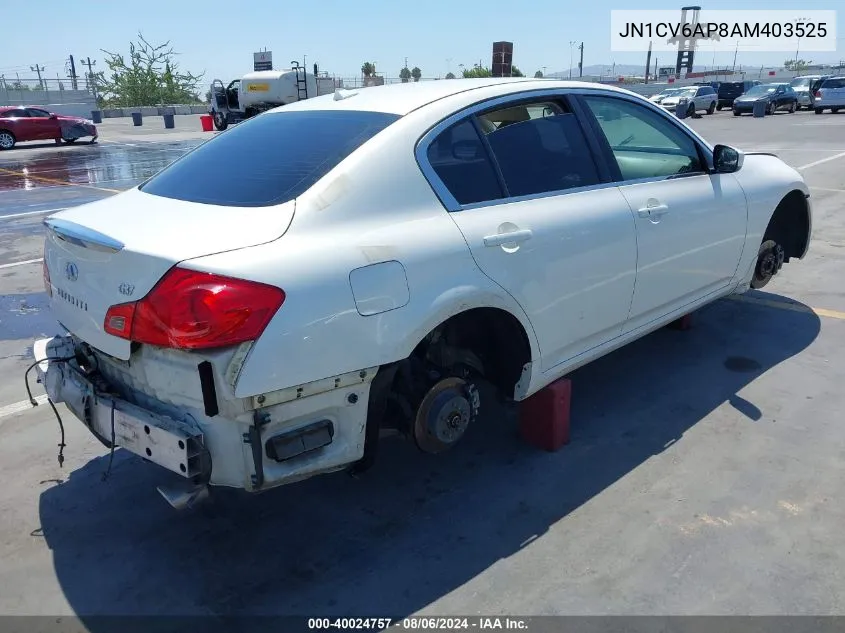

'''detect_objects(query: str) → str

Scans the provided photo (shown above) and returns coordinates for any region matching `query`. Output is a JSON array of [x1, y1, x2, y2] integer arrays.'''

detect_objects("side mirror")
[[49, 114, 58, 119], [452, 140, 480, 161], [713, 144, 744, 173]]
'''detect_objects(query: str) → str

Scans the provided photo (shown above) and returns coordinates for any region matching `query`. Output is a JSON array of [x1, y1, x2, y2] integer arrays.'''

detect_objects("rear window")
[[139, 109, 400, 207], [821, 77, 845, 89]]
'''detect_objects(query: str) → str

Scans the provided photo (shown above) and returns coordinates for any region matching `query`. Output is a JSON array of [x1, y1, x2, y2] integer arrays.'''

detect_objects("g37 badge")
[[118, 282, 135, 297]]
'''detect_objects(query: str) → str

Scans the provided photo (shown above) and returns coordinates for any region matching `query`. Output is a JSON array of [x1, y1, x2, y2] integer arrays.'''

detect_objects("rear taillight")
[[43, 259, 52, 297], [104, 267, 285, 350], [814, 90, 822, 98]]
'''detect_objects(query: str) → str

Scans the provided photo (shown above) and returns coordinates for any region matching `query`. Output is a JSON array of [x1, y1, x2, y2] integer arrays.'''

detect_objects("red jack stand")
[[519, 378, 572, 452], [666, 312, 694, 331]]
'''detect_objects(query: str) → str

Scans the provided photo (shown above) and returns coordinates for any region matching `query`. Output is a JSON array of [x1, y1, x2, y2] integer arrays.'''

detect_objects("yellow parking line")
[[727, 294, 845, 320], [0, 167, 120, 194]]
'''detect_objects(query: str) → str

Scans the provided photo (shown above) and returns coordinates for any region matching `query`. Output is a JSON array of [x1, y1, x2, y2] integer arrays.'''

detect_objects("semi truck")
[[208, 62, 336, 131]]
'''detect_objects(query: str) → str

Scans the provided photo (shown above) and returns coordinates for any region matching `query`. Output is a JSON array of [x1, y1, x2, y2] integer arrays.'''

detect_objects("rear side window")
[[139, 110, 399, 207], [821, 77, 845, 89], [426, 119, 504, 205]]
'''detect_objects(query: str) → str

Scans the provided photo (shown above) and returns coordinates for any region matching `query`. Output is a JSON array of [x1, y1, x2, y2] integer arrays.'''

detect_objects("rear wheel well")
[[764, 189, 810, 262], [409, 307, 532, 397], [354, 307, 532, 472]]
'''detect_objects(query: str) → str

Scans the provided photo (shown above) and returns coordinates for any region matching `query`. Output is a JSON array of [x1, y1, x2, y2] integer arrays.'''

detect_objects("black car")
[[732, 83, 799, 115], [716, 80, 761, 110]]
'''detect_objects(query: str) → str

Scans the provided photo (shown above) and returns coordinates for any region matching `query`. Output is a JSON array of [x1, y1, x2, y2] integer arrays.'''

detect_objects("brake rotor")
[[413, 376, 479, 454], [751, 239, 784, 289]]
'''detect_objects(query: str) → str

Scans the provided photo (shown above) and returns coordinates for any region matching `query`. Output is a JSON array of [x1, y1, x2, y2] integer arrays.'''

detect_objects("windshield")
[[790, 77, 811, 88], [745, 85, 776, 96], [139, 109, 400, 207]]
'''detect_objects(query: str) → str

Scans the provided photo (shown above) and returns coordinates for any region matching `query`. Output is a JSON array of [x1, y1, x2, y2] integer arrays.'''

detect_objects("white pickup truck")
[[33, 78, 811, 509]]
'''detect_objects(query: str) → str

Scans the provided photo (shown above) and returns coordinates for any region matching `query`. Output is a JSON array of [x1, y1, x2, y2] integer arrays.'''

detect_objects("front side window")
[[582, 95, 704, 181], [139, 109, 399, 207], [477, 100, 601, 197], [27, 108, 52, 118]]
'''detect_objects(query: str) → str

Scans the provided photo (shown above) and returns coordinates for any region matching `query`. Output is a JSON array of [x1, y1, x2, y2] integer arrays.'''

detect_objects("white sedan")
[[32, 78, 812, 508]]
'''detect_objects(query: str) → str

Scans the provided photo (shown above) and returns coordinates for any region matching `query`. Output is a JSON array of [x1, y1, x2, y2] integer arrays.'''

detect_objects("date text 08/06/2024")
[[307, 617, 530, 630]]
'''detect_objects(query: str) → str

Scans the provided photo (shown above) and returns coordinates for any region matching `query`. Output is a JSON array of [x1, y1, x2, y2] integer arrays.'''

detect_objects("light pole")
[[569, 41, 576, 79], [794, 16, 810, 74]]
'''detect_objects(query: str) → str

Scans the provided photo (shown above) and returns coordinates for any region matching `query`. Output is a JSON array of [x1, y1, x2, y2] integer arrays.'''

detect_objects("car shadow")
[[37, 290, 821, 620]]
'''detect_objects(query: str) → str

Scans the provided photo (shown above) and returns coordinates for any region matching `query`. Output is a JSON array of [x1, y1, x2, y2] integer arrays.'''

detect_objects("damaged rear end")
[[32, 108, 400, 507]]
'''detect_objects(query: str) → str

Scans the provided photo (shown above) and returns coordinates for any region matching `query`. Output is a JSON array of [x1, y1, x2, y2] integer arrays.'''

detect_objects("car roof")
[[268, 78, 635, 116]]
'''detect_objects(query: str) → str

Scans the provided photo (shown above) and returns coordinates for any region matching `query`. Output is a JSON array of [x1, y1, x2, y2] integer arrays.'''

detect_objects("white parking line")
[[0, 394, 47, 423], [0, 258, 43, 270], [812, 187, 845, 194], [798, 151, 845, 171], [0, 207, 67, 220]]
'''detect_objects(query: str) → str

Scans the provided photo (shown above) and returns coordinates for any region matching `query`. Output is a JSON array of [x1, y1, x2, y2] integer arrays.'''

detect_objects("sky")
[[2, 0, 842, 86]]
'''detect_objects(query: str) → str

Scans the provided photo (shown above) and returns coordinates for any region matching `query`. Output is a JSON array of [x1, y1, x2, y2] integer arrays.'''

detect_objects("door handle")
[[483, 229, 533, 247], [637, 203, 669, 218]]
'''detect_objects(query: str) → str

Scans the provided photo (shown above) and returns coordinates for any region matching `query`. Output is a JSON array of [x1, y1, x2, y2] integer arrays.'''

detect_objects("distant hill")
[[548, 64, 646, 78]]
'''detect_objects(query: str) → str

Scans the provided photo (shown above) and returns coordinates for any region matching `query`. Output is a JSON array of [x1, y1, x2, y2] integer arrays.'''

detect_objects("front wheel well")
[[764, 189, 810, 262]]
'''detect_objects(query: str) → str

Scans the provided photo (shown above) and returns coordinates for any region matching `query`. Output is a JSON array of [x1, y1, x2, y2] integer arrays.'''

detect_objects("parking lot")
[[1, 107, 845, 622]]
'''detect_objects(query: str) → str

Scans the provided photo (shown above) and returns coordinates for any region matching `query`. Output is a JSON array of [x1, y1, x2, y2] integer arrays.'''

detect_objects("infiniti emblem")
[[65, 262, 79, 282]]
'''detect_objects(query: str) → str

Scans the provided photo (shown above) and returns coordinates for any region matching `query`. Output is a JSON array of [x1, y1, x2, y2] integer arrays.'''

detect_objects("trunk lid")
[[43, 188, 295, 360]]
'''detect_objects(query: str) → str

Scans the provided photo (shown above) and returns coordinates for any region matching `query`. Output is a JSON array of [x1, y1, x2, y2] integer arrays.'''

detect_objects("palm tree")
[[399, 67, 412, 83], [361, 62, 375, 77]]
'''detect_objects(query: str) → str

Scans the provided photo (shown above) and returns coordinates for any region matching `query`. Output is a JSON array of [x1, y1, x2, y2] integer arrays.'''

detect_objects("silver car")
[[814, 76, 845, 114], [789, 75, 822, 109], [659, 85, 718, 116]]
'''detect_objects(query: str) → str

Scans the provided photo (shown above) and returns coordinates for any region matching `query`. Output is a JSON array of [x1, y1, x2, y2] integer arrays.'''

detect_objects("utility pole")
[[569, 41, 576, 79], [31, 64, 45, 90], [404, 56, 408, 70], [645, 41, 653, 83], [80, 57, 97, 100], [67, 55, 78, 90], [578, 42, 584, 77]]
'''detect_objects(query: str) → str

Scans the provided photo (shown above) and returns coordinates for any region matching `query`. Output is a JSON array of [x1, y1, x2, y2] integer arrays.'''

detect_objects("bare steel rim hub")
[[0, 132, 14, 149], [413, 376, 480, 454], [752, 239, 785, 289]]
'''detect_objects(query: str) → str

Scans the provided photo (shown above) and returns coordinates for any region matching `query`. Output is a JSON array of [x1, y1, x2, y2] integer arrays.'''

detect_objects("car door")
[[420, 92, 638, 371], [2, 108, 36, 141], [24, 108, 60, 140], [576, 93, 747, 332]]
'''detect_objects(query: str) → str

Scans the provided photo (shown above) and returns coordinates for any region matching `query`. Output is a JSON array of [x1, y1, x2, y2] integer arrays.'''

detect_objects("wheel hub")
[[751, 240, 785, 289], [413, 377, 479, 454]]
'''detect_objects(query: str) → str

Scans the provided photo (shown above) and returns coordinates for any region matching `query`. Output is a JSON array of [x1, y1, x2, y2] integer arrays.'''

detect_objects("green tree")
[[534, 70, 544, 78], [399, 66, 412, 82], [411, 66, 422, 82], [95, 32, 204, 107], [361, 62, 375, 77], [10, 81, 31, 91], [785, 58, 812, 72], [511, 66, 524, 77], [462, 65, 492, 78], [445, 72, 456, 79]]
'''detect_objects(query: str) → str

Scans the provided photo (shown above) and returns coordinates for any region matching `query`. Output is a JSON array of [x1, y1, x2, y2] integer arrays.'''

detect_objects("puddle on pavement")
[[0, 142, 200, 192], [0, 292, 58, 341]]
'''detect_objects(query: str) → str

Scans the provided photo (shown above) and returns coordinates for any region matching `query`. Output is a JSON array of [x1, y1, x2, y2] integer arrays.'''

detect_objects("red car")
[[0, 106, 98, 150]]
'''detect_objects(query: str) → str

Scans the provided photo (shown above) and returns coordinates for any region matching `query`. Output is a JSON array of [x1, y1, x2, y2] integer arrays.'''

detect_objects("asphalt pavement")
[[1, 109, 845, 624]]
